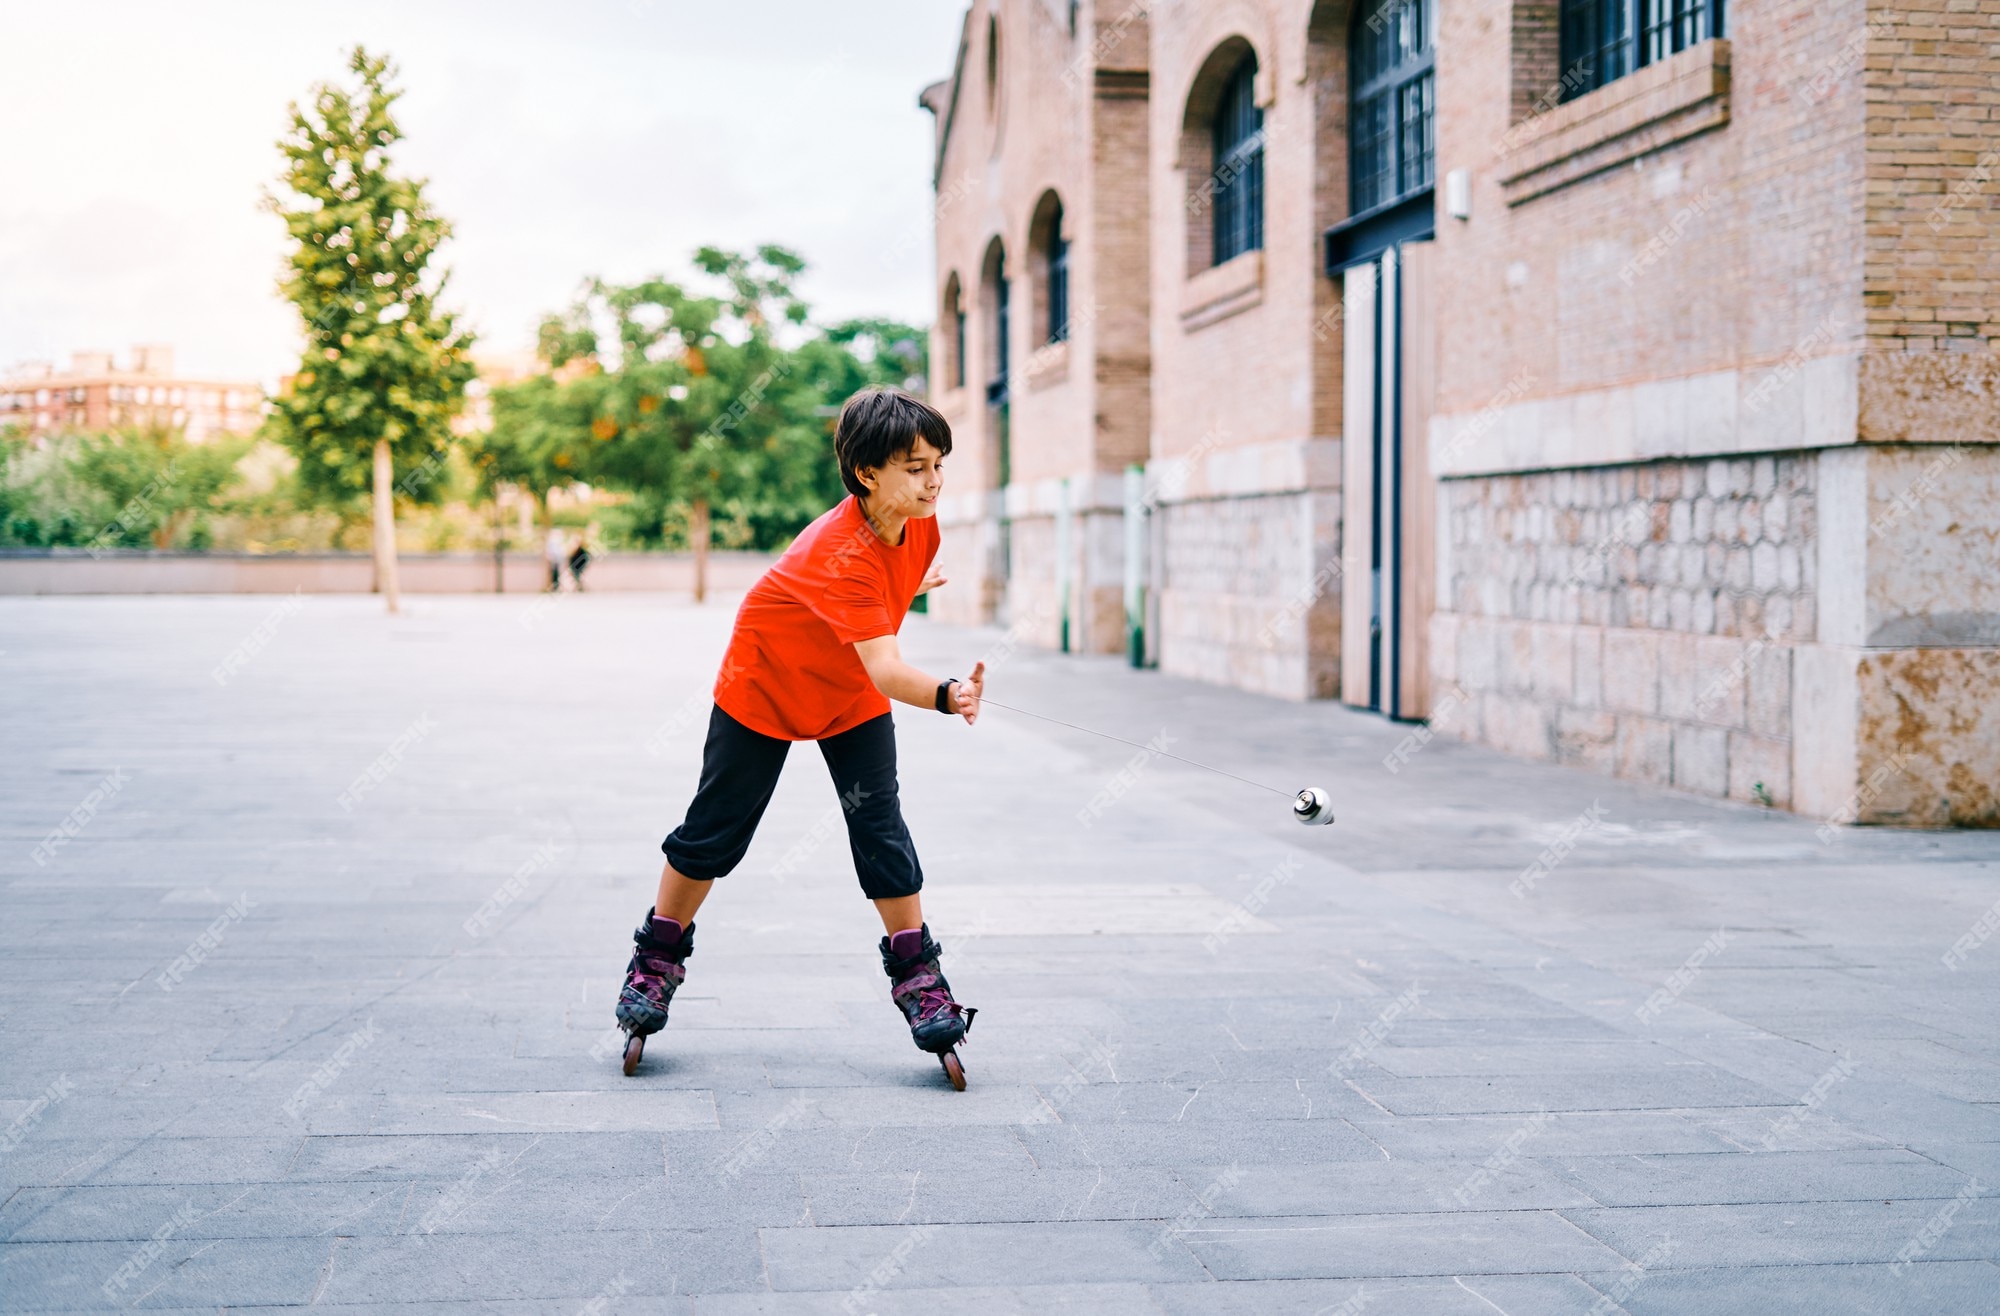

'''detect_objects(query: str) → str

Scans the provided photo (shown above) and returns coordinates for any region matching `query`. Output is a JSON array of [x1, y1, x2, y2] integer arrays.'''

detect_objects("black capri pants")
[[661, 706, 923, 900]]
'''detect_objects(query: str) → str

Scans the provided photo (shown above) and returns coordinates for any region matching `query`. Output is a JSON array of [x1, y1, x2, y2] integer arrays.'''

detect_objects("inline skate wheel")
[[622, 1033, 645, 1077], [939, 1050, 966, 1092]]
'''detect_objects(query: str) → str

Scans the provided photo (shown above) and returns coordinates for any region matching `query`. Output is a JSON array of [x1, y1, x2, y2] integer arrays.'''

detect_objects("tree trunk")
[[372, 437, 401, 614], [691, 497, 711, 604], [492, 495, 505, 594]]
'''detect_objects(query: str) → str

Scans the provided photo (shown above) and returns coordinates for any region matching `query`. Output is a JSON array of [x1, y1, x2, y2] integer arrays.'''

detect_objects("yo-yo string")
[[974, 695, 1295, 800]]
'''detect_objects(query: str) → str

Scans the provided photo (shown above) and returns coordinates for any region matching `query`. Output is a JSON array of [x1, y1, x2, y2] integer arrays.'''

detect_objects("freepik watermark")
[[881, 170, 977, 271], [1794, 20, 1894, 106], [1382, 684, 1471, 773], [1075, 729, 1178, 827], [100, 1200, 203, 1304], [1446, 1107, 1553, 1208], [464, 840, 563, 938], [1760, 1054, 1859, 1150], [1563, 503, 1653, 589], [1889, 1178, 1985, 1275], [1509, 801, 1609, 898], [1742, 312, 1847, 416], [713, 1096, 817, 1184], [1871, 444, 1967, 538], [576, 1273, 636, 1316], [839, 1223, 941, 1314], [86, 458, 180, 558], [1587, 1234, 1677, 1315], [30, 767, 130, 867], [1021, 1036, 1121, 1125], [212, 590, 306, 686], [1927, 148, 1999, 233], [1059, 0, 1151, 90], [1619, 187, 1721, 286], [1635, 928, 1731, 1025], [283, 1019, 381, 1122], [1942, 897, 2000, 971], [642, 656, 745, 757], [0, 1073, 76, 1154], [1433, 371, 1538, 471], [770, 782, 871, 879], [1330, 982, 1424, 1077], [157, 893, 256, 990], [1689, 628, 1782, 723], [1203, 855, 1302, 954], [414, 1141, 533, 1236], [1147, 1163, 1244, 1259], [337, 713, 439, 812], [1814, 753, 1912, 842], [1258, 556, 1354, 650]]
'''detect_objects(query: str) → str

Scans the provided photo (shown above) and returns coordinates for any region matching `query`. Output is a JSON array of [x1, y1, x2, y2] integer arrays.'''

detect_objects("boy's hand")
[[917, 566, 948, 595], [954, 660, 984, 725]]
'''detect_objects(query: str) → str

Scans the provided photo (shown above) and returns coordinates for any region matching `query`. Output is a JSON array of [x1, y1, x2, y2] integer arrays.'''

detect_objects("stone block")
[[1484, 693, 1554, 759], [1728, 732, 1792, 809], [1749, 641, 1793, 741], [1573, 626, 1604, 709], [1671, 722, 1729, 797], [1458, 616, 1499, 692], [1602, 628, 1660, 715], [1691, 634, 1751, 730], [1855, 647, 2000, 827], [1657, 631, 1698, 720], [1615, 715, 1673, 785], [1555, 708, 1618, 773], [1530, 622, 1574, 701]]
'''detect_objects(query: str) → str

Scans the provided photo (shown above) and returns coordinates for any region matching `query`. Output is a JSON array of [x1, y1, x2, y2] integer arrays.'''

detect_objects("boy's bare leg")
[[872, 893, 924, 936], [653, 861, 713, 926]]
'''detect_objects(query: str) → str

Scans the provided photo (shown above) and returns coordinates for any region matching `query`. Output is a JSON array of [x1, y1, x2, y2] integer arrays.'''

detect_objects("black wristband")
[[935, 678, 960, 714]]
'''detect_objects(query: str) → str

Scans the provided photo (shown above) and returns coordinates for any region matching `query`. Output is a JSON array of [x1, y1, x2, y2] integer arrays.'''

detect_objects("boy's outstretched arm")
[[853, 636, 983, 725]]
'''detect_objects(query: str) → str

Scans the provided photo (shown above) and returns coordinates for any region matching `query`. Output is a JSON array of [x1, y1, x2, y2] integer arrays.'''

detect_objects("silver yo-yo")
[[1292, 787, 1334, 826]]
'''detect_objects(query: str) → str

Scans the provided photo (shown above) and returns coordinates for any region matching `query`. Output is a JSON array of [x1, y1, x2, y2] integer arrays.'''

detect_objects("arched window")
[[1211, 58, 1264, 265], [1351, 0, 1434, 217], [942, 273, 965, 389], [986, 15, 1002, 117], [1031, 192, 1071, 346], [1561, 0, 1725, 101]]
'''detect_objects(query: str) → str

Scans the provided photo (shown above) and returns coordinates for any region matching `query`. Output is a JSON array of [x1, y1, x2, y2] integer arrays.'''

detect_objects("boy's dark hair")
[[834, 389, 953, 499]]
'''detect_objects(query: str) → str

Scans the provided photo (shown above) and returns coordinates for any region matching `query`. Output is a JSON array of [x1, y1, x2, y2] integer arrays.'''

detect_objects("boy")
[[614, 389, 986, 1087]]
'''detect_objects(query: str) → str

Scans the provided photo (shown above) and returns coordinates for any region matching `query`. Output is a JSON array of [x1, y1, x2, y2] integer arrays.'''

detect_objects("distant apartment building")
[[922, 0, 1999, 826], [0, 346, 263, 442]]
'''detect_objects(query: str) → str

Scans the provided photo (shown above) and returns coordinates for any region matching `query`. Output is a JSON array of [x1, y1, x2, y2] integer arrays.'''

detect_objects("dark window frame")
[[1350, 0, 1435, 220], [1047, 203, 1070, 344], [1560, 0, 1725, 102], [1210, 58, 1265, 266]]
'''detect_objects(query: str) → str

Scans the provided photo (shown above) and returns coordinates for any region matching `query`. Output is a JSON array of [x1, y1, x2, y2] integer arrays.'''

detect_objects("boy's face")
[[858, 434, 945, 518]]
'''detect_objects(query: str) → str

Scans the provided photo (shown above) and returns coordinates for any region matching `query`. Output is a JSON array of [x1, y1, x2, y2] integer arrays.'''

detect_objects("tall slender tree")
[[266, 47, 475, 612]]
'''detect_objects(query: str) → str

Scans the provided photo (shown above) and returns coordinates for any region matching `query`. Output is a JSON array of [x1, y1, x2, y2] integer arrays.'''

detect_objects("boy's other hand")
[[955, 660, 984, 725], [917, 567, 948, 595]]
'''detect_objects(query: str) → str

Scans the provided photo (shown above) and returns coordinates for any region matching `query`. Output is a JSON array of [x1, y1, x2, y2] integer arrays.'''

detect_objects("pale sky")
[[0, 0, 968, 386]]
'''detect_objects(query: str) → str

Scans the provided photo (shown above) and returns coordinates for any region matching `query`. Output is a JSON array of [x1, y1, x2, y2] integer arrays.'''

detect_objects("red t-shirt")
[[715, 496, 940, 741]]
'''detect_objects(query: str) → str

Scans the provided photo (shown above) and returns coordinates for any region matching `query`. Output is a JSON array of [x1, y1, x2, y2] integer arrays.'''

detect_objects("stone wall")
[[1156, 488, 1341, 700], [1432, 453, 1816, 808]]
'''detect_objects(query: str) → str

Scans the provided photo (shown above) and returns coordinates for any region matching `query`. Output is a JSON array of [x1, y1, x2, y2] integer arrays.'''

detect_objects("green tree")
[[0, 428, 247, 550], [265, 46, 475, 612]]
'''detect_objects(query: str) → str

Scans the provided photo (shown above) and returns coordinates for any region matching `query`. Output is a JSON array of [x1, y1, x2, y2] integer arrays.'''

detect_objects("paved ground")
[[2, 592, 1997, 1314]]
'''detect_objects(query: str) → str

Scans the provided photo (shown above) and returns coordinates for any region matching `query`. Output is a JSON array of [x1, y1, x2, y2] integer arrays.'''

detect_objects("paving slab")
[[3, 593, 1998, 1311]]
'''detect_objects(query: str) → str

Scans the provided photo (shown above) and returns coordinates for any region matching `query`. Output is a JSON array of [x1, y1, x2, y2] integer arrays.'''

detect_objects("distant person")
[[568, 529, 593, 592], [544, 527, 567, 593]]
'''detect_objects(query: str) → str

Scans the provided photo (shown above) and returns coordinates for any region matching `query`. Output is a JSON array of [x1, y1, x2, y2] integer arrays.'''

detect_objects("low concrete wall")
[[0, 550, 776, 595]]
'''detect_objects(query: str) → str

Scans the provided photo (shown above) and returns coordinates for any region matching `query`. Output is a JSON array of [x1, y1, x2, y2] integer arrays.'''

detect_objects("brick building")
[[924, 0, 1999, 826], [0, 346, 263, 443]]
